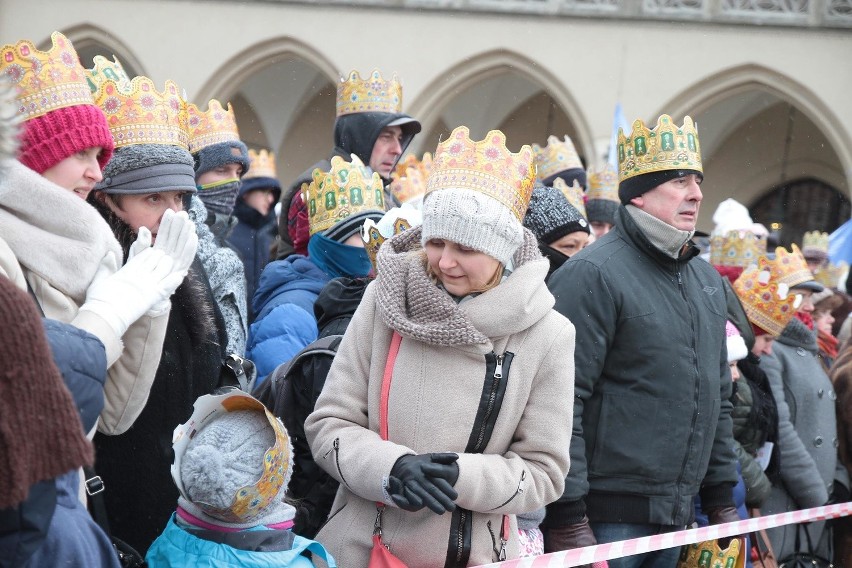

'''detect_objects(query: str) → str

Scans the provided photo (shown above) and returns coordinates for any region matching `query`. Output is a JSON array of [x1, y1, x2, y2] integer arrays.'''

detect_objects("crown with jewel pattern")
[[186, 99, 240, 154], [733, 260, 797, 337], [85, 54, 132, 94], [302, 155, 385, 236], [710, 231, 767, 268], [91, 74, 188, 149], [772, 243, 816, 289], [801, 230, 830, 262], [587, 165, 620, 203], [532, 135, 582, 182], [363, 210, 419, 270], [1, 31, 94, 121], [426, 126, 535, 222], [336, 69, 402, 117], [815, 261, 848, 288], [243, 149, 277, 180], [617, 115, 702, 183], [553, 177, 587, 219], [390, 152, 431, 205]]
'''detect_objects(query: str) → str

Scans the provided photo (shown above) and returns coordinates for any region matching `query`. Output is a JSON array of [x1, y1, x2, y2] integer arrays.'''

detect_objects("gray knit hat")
[[524, 185, 589, 244], [194, 140, 250, 179], [421, 188, 523, 266], [96, 144, 197, 194]]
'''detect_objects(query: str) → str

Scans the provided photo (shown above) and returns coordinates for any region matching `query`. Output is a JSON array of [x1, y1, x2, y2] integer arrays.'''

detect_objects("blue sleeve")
[[247, 303, 319, 383]]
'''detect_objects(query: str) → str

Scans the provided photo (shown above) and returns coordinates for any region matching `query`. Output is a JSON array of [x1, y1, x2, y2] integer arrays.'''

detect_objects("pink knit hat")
[[18, 104, 114, 174], [726, 320, 748, 363]]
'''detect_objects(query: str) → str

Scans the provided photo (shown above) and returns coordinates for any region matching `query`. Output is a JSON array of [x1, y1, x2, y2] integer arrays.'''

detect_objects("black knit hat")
[[618, 169, 703, 204], [523, 185, 589, 244]]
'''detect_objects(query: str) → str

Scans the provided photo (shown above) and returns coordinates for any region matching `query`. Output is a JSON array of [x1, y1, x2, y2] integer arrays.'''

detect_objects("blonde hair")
[[419, 250, 504, 295]]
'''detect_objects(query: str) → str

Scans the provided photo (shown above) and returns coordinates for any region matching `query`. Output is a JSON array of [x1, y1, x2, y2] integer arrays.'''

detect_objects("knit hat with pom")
[[18, 105, 114, 174], [726, 320, 748, 363]]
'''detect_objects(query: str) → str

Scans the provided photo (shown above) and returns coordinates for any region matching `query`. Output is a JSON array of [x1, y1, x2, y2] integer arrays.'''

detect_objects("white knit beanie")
[[421, 187, 524, 266]]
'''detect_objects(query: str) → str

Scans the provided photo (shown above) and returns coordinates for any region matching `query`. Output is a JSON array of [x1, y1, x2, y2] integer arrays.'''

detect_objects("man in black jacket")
[[545, 114, 739, 567]]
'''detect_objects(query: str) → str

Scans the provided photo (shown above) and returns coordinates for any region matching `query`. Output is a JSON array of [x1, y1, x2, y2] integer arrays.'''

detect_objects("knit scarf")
[[625, 204, 694, 259], [197, 178, 240, 216], [307, 233, 373, 279], [818, 329, 839, 360], [795, 310, 815, 330]]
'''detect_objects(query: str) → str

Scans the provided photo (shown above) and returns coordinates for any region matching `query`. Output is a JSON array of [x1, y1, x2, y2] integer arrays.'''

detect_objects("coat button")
[[814, 436, 824, 448], [819, 389, 825, 398], [830, 390, 838, 401], [835, 438, 840, 448], [796, 347, 807, 356]]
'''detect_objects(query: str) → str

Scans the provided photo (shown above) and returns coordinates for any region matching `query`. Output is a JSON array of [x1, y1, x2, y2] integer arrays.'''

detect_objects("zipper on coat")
[[322, 438, 349, 488], [488, 470, 525, 511], [486, 515, 510, 561]]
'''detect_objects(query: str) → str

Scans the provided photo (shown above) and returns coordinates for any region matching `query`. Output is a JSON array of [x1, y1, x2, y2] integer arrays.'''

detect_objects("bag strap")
[[380, 331, 402, 442]]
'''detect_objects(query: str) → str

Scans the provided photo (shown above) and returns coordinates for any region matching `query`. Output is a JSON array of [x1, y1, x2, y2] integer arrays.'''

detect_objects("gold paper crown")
[[617, 115, 702, 183], [390, 152, 432, 205], [243, 149, 277, 180], [733, 260, 797, 337], [1, 31, 94, 120], [532, 135, 582, 182], [773, 243, 816, 289], [302, 155, 385, 236], [587, 165, 620, 203], [801, 230, 829, 255], [426, 126, 535, 222], [336, 69, 402, 117], [709, 231, 767, 268], [815, 261, 848, 288], [363, 211, 418, 270], [92, 75, 188, 149], [392, 152, 432, 181], [86, 54, 132, 94], [187, 99, 240, 154], [553, 177, 587, 219]]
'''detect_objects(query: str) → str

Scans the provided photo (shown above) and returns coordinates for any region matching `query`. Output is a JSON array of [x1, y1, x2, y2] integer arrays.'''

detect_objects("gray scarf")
[[626, 204, 694, 259]]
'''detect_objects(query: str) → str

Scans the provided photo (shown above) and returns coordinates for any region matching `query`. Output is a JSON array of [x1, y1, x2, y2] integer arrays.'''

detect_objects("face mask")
[[197, 177, 240, 216]]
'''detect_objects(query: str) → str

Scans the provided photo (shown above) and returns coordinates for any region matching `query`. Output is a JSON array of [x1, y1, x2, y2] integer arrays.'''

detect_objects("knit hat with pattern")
[[523, 185, 589, 245], [422, 188, 523, 266], [18, 105, 114, 174], [726, 320, 748, 363]]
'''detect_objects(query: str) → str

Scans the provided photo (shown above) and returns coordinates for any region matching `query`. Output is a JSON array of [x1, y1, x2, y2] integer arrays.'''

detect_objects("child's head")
[[173, 392, 293, 529]]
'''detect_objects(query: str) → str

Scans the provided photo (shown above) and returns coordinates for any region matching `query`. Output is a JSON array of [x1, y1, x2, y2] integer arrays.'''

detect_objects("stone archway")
[[55, 23, 147, 78], [407, 49, 593, 164]]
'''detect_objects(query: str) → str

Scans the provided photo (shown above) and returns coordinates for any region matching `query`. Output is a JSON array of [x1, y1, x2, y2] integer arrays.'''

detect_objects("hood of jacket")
[[314, 276, 371, 336], [332, 112, 419, 179], [777, 316, 818, 351], [0, 160, 123, 303], [374, 225, 553, 347], [253, 255, 330, 318], [233, 198, 275, 230]]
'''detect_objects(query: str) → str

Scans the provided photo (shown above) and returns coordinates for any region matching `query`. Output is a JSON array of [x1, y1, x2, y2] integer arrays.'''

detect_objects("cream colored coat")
[[0, 160, 167, 435], [306, 227, 574, 567]]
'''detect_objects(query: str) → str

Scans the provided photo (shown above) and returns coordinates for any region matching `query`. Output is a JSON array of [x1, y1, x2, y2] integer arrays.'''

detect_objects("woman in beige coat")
[[306, 127, 575, 567]]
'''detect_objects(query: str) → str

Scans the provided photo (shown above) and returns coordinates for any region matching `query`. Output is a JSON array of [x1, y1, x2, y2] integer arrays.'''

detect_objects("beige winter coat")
[[305, 227, 574, 567], [0, 160, 167, 435]]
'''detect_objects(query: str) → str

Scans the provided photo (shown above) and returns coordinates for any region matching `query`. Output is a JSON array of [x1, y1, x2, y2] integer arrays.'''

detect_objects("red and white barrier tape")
[[474, 502, 852, 568]]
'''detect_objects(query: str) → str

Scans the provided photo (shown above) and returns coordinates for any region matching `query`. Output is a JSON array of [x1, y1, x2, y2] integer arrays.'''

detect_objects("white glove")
[[128, 226, 153, 261], [146, 209, 198, 316]]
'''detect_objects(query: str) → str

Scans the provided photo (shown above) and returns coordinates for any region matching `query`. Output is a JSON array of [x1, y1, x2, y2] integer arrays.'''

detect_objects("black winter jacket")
[[547, 206, 737, 527]]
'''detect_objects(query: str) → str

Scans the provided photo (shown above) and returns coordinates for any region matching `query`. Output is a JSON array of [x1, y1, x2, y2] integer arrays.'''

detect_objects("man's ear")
[[630, 195, 644, 208]]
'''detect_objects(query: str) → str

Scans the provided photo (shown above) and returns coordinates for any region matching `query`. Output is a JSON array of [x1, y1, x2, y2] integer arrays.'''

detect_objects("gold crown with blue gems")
[[336, 69, 402, 117], [302, 155, 385, 236], [710, 231, 767, 268], [617, 115, 702, 183]]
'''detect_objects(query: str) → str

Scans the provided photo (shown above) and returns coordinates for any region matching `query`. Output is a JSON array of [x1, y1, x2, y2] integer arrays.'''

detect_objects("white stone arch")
[[56, 23, 147, 78], [408, 49, 594, 163]]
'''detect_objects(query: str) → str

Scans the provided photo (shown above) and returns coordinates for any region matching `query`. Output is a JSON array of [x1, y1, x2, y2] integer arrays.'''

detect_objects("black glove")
[[829, 481, 851, 505], [706, 506, 741, 525], [543, 516, 597, 553], [388, 453, 459, 514]]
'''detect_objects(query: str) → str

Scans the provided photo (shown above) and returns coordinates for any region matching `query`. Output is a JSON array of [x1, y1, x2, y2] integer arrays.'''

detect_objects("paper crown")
[[243, 149, 277, 180], [553, 177, 587, 219], [709, 231, 767, 268], [390, 152, 432, 205], [617, 114, 702, 183], [1, 31, 94, 121], [733, 260, 797, 337], [426, 126, 535, 222], [362, 204, 422, 269], [801, 230, 829, 257], [336, 69, 402, 117], [532, 135, 582, 182], [187, 99, 240, 154], [171, 391, 291, 525], [773, 243, 816, 289], [587, 165, 620, 203], [815, 261, 848, 288], [86, 54, 132, 94], [302, 155, 385, 236]]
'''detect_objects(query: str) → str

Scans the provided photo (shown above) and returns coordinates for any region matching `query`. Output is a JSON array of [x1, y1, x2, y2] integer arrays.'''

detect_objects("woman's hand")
[[388, 453, 460, 514]]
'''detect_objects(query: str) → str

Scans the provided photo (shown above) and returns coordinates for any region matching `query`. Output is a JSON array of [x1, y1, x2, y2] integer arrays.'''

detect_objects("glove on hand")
[[706, 506, 741, 525], [145, 210, 198, 316], [543, 516, 597, 553], [79, 247, 183, 338], [388, 453, 459, 514]]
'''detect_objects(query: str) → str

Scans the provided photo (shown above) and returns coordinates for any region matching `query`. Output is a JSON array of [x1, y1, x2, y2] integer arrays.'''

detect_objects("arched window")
[[750, 178, 850, 247]]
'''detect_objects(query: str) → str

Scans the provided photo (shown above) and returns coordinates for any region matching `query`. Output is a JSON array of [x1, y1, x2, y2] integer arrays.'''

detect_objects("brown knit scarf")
[[0, 276, 94, 508]]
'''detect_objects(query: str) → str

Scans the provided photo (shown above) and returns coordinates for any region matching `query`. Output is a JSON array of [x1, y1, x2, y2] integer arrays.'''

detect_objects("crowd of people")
[[1, 30, 851, 568]]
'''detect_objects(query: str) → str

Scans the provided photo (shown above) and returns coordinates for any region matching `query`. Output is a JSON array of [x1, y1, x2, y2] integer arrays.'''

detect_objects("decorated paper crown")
[[171, 391, 291, 525], [617, 115, 702, 183], [426, 126, 535, 222], [91, 74, 188, 149], [709, 231, 767, 268], [553, 177, 587, 219], [86, 54, 132, 94], [187, 99, 240, 154], [243, 149, 277, 180], [390, 153, 431, 205], [532, 135, 582, 182], [587, 165, 620, 203], [801, 230, 830, 259], [815, 261, 849, 288], [362, 204, 422, 269], [392, 152, 432, 181], [302, 155, 385, 236], [773, 243, 816, 288], [336, 69, 402, 117], [733, 260, 797, 337], [1, 31, 94, 120]]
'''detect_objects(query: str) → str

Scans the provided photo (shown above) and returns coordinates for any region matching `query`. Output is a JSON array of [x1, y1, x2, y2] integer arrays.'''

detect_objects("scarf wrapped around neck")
[[818, 329, 839, 360]]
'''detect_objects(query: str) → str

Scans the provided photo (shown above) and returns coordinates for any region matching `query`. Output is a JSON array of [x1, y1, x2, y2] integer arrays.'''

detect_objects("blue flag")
[[607, 103, 630, 170]]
